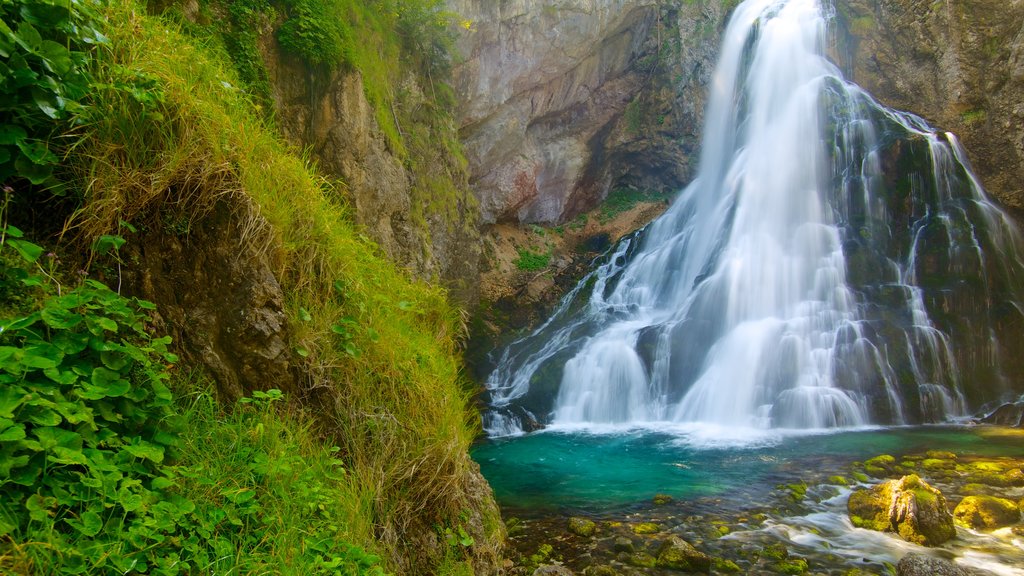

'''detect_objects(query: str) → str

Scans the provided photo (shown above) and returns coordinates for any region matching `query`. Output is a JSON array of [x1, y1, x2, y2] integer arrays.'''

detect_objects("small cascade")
[[483, 0, 1024, 436]]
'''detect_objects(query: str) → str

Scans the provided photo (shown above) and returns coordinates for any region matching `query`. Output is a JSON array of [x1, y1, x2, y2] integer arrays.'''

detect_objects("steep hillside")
[[0, 1, 501, 573]]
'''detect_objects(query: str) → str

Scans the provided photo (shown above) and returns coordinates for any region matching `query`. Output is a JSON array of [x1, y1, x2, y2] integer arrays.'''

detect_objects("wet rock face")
[[847, 474, 956, 546], [450, 0, 729, 224], [837, 0, 1024, 216]]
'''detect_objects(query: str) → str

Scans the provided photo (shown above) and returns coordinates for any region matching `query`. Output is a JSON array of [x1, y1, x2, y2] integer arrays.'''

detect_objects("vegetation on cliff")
[[1, 0, 498, 573]]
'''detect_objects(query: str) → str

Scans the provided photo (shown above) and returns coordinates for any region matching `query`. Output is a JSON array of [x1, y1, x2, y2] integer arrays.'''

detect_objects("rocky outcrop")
[[450, 0, 730, 225], [836, 0, 1024, 215], [847, 475, 957, 546], [261, 34, 481, 303], [124, 200, 296, 401], [981, 402, 1024, 427]]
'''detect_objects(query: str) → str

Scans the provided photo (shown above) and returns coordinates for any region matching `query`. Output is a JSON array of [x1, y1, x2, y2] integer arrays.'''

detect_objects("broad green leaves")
[[0, 0, 103, 187]]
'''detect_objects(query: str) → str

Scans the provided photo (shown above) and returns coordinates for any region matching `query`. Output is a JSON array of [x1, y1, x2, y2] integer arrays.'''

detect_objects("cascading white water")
[[483, 0, 1024, 436]]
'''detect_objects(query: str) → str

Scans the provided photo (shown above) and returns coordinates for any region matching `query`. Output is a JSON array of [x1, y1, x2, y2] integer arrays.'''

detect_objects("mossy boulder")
[[582, 566, 617, 576], [953, 495, 1021, 530], [567, 516, 597, 537], [656, 535, 711, 572], [863, 454, 897, 476], [847, 475, 955, 546], [653, 493, 674, 505]]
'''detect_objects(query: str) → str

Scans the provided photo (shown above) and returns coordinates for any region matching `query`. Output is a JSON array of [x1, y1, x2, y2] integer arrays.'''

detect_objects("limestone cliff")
[[837, 0, 1024, 214], [450, 0, 730, 225], [260, 21, 482, 304]]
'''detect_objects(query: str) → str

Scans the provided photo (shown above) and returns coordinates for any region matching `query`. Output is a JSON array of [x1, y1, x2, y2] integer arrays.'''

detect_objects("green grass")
[[52, 1, 498, 572]]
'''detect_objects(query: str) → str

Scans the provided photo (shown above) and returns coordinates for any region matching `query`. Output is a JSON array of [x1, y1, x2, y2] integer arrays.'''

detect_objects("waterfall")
[[483, 0, 1024, 436]]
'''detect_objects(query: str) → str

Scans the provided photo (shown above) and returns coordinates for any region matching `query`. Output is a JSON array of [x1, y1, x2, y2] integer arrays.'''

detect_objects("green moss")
[[961, 108, 987, 127], [829, 475, 849, 486], [776, 558, 809, 575], [713, 558, 741, 573], [849, 15, 875, 36], [632, 522, 661, 535], [852, 471, 870, 483], [786, 481, 808, 502], [761, 543, 788, 561]]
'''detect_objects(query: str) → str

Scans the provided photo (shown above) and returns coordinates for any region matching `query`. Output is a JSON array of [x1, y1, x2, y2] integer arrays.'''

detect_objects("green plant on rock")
[[277, 0, 352, 68]]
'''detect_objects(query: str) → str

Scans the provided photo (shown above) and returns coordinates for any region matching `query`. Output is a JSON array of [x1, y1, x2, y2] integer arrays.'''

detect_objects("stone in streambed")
[[656, 535, 711, 572], [953, 495, 1021, 530], [612, 536, 635, 554], [847, 474, 955, 546], [533, 566, 574, 576], [567, 516, 597, 537], [629, 551, 657, 568], [896, 553, 992, 576], [653, 493, 674, 505]]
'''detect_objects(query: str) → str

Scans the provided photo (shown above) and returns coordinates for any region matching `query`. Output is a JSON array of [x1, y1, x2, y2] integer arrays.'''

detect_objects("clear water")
[[476, 427, 1024, 574], [474, 426, 1022, 512], [482, 0, 1024, 436]]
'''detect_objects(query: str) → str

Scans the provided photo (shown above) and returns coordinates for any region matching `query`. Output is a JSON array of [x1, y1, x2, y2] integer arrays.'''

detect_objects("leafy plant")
[[0, 0, 106, 188], [514, 247, 551, 271], [0, 224, 182, 573], [277, 0, 352, 68]]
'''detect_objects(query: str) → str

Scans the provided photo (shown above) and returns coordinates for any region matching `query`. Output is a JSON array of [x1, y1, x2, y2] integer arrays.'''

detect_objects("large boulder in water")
[[847, 475, 956, 546], [953, 495, 1021, 530]]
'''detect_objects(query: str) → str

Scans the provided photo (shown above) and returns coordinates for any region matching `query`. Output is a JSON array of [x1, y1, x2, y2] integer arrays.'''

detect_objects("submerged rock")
[[631, 522, 660, 534], [567, 517, 597, 537], [847, 475, 956, 546], [653, 494, 674, 505], [612, 536, 635, 554], [952, 495, 1021, 530], [656, 535, 711, 572], [896, 553, 991, 576], [533, 565, 574, 576]]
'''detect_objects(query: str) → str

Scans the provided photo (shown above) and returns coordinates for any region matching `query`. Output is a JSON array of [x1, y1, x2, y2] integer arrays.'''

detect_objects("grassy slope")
[[53, 1, 493, 573]]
